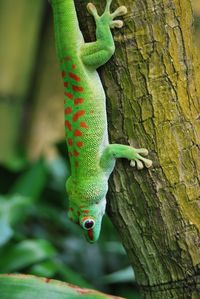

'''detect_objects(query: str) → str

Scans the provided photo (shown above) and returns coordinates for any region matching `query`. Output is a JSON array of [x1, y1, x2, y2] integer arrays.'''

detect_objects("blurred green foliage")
[[0, 147, 141, 299]]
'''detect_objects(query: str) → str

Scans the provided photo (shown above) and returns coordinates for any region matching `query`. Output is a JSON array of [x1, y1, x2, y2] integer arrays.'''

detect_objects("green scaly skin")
[[50, 0, 152, 243]]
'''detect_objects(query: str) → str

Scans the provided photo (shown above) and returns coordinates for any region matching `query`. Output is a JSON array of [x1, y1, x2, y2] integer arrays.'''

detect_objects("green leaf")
[[0, 274, 124, 299], [0, 220, 13, 246], [10, 159, 47, 201], [29, 260, 57, 278], [47, 157, 68, 190], [30, 260, 91, 288], [0, 239, 56, 273], [101, 267, 135, 284], [0, 195, 31, 227]]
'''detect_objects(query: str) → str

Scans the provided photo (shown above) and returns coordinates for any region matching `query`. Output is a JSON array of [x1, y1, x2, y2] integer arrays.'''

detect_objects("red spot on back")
[[65, 107, 72, 115], [69, 72, 80, 82], [83, 210, 89, 214], [74, 130, 82, 137], [72, 64, 76, 69], [80, 122, 88, 129], [64, 92, 73, 99], [73, 110, 85, 122], [64, 56, 71, 61], [62, 71, 66, 78], [74, 98, 84, 105], [76, 141, 83, 148], [69, 207, 74, 211], [68, 138, 73, 146], [64, 82, 68, 88], [72, 85, 84, 92], [65, 120, 72, 131], [74, 150, 79, 157]]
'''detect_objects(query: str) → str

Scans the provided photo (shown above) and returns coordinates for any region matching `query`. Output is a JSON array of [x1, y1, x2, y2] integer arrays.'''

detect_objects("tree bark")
[[76, 0, 200, 297]]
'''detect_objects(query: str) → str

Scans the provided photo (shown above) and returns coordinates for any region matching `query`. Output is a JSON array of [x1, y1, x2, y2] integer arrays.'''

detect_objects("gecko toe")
[[87, 3, 99, 18], [144, 159, 153, 168], [110, 20, 124, 28], [111, 6, 127, 18], [136, 159, 144, 170], [136, 148, 149, 156], [130, 160, 136, 167]]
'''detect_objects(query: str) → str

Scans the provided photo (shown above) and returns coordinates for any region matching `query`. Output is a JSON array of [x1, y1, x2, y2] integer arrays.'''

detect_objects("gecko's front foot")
[[87, 0, 127, 29], [130, 148, 153, 170]]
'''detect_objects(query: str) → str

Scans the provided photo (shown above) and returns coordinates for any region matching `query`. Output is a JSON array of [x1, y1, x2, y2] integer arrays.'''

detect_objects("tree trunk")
[[76, 0, 200, 297]]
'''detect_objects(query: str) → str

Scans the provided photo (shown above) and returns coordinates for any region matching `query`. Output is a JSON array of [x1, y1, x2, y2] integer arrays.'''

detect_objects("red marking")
[[88, 229, 94, 241], [69, 72, 80, 82], [76, 141, 83, 148], [90, 110, 94, 114], [64, 56, 71, 61], [65, 107, 72, 115], [68, 138, 73, 146], [74, 130, 82, 137], [80, 122, 88, 129], [74, 98, 84, 105], [65, 120, 72, 131], [69, 207, 74, 211], [72, 64, 76, 69], [72, 85, 84, 92], [64, 82, 68, 88], [62, 71, 66, 78], [64, 92, 73, 99], [75, 161, 79, 168], [82, 216, 89, 222], [45, 278, 51, 283], [73, 110, 85, 122], [83, 210, 89, 214], [74, 150, 79, 157]]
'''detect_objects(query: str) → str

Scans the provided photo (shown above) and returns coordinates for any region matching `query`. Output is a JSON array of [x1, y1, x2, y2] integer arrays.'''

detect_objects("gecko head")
[[66, 177, 109, 243], [68, 198, 106, 243], [79, 199, 106, 243]]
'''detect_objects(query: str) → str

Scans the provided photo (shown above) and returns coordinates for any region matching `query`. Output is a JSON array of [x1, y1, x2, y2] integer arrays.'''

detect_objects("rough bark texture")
[[76, 0, 200, 298]]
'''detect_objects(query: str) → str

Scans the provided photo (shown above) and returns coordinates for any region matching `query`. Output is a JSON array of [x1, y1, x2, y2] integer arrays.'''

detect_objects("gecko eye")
[[82, 218, 95, 230]]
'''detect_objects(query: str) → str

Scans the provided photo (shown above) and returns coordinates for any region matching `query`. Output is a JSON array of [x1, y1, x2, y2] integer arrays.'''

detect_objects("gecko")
[[50, 0, 152, 243]]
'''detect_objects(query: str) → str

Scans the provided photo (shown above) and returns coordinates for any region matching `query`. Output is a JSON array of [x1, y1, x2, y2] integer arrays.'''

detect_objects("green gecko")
[[50, 0, 152, 243]]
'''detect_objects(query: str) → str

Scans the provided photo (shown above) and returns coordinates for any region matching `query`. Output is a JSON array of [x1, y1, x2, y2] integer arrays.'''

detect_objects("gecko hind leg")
[[100, 144, 152, 171]]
